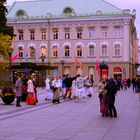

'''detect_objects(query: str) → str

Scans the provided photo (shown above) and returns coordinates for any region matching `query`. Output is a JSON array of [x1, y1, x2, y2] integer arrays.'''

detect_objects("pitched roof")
[[7, 0, 123, 18]]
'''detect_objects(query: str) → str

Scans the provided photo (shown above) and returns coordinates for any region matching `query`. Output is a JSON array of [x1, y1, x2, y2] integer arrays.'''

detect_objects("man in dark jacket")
[[105, 78, 118, 117], [63, 74, 77, 100]]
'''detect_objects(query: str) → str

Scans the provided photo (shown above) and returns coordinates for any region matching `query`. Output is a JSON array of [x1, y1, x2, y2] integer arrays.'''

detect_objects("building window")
[[41, 29, 46, 40], [114, 44, 120, 56], [77, 28, 82, 39], [89, 45, 94, 57], [77, 45, 82, 57], [101, 45, 107, 56], [88, 27, 95, 38], [64, 28, 70, 39], [102, 31, 107, 38], [41, 46, 46, 56], [53, 28, 58, 39], [114, 26, 121, 38], [114, 30, 121, 38], [18, 30, 24, 40], [18, 47, 23, 58], [29, 46, 35, 58], [53, 46, 58, 57], [64, 46, 70, 57], [30, 29, 35, 40], [101, 26, 108, 38]]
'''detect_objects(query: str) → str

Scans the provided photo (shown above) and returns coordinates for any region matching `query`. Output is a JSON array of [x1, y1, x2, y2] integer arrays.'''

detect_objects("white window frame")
[[101, 45, 107, 56], [77, 45, 82, 57]]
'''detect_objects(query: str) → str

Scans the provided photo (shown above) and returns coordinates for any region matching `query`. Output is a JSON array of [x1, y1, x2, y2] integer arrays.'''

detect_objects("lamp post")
[[61, 60, 65, 76], [40, 53, 46, 88], [8, 47, 14, 83]]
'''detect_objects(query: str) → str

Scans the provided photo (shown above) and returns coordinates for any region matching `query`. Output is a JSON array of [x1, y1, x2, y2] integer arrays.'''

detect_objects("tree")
[[0, 34, 12, 71], [0, 0, 14, 71]]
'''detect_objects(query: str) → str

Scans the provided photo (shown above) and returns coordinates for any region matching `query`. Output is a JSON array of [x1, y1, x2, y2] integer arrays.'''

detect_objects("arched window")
[[18, 47, 23, 58], [89, 45, 94, 57], [16, 9, 28, 19], [63, 7, 73, 14], [41, 46, 46, 56], [77, 45, 82, 57], [101, 44, 107, 56], [114, 44, 120, 56], [64, 46, 70, 57], [16, 10, 24, 16], [53, 46, 58, 57], [29, 46, 35, 58]]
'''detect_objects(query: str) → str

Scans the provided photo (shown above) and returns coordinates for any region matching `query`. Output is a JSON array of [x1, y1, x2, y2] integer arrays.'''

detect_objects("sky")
[[6, 0, 140, 45]]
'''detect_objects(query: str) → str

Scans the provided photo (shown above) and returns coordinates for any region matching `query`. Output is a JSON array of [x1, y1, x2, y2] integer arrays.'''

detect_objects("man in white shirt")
[[52, 76, 62, 103]]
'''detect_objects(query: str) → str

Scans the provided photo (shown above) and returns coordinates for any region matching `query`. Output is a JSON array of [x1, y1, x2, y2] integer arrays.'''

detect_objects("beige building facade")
[[5, 0, 138, 83]]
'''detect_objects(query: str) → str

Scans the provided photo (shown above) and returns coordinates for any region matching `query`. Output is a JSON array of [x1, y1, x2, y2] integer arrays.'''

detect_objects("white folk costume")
[[71, 79, 77, 99], [84, 77, 93, 96], [45, 78, 53, 100], [75, 76, 87, 101]]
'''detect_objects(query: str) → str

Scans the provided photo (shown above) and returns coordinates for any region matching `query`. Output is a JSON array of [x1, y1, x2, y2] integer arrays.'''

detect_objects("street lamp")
[[8, 47, 14, 83], [40, 53, 46, 88], [61, 60, 65, 76]]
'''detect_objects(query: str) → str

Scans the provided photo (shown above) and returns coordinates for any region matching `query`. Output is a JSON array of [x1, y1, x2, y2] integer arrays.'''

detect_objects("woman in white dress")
[[45, 75, 53, 100]]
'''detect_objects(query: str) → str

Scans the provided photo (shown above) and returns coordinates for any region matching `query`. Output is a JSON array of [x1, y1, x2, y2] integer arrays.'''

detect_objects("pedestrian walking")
[[135, 75, 140, 100], [104, 78, 118, 118], [15, 75, 22, 107], [132, 77, 136, 93], [123, 78, 127, 90]]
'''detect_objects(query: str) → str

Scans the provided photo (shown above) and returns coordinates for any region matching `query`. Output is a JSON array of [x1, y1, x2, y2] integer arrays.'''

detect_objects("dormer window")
[[64, 8, 72, 14], [63, 7, 74, 15], [16, 10, 24, 16], [16, 9, 28, 19]]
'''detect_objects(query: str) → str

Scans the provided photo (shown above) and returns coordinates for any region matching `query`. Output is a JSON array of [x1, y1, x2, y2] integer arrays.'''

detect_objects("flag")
[[95, 60, 100, 76], [74, 56, 78, 65], [11, 54, 18, 63], [25, 53, 28, 61]]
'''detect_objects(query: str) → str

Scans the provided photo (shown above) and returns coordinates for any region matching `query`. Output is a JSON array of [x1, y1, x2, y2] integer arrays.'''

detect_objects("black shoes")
[[16, 105, 21, 107]]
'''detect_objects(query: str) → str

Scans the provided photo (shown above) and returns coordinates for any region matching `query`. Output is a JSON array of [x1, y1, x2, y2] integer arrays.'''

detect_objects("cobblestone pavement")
[[0, 87, 140, 140]]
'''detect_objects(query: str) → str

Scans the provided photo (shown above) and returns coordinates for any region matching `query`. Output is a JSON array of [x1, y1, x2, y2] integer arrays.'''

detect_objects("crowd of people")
[[45, 74, 94, 103], [13, 73, 140, 119], [14, 73, 94, 107]]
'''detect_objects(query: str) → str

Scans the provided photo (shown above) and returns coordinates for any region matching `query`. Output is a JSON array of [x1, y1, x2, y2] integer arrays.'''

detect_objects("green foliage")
[[0, 34, 12, 71], [0, 0, 14, 71]]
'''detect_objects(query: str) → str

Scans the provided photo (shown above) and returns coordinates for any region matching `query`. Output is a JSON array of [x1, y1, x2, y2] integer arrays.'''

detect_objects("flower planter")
[[2, 87, 15, 104]]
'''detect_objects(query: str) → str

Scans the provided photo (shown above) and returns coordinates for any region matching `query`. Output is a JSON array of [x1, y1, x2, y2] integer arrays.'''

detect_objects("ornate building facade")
[[5, 0, 138, 83]]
